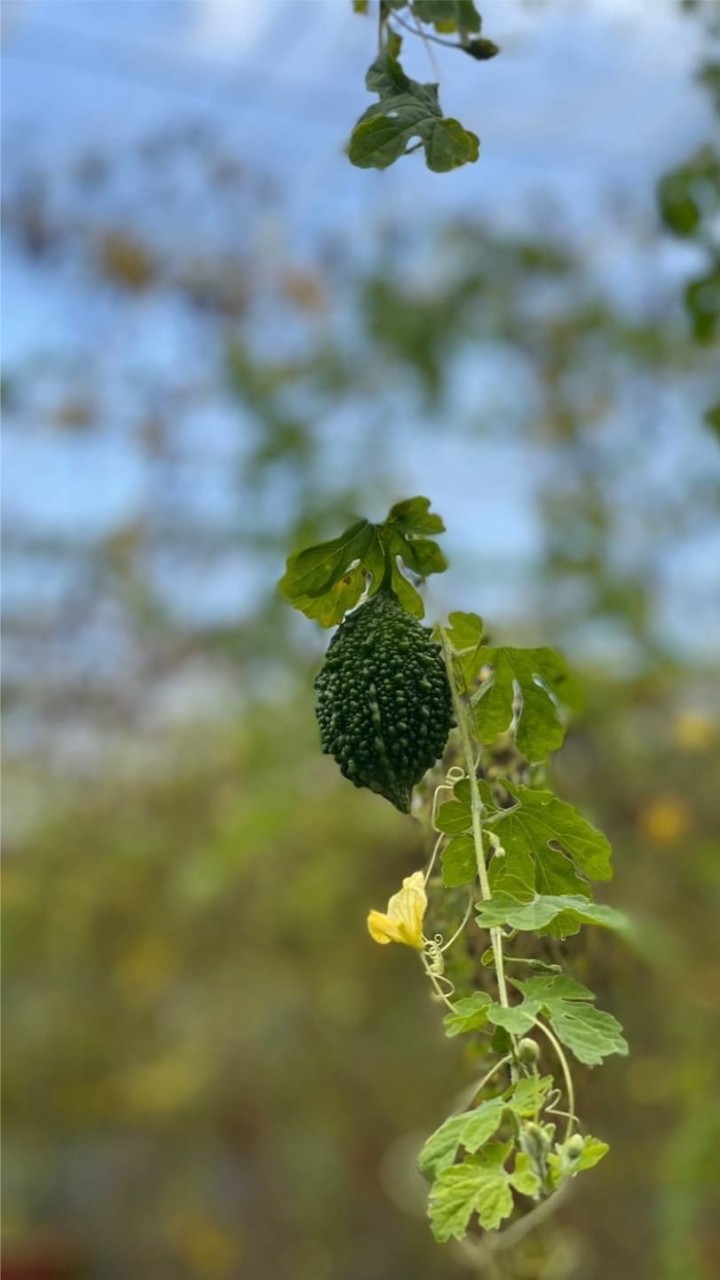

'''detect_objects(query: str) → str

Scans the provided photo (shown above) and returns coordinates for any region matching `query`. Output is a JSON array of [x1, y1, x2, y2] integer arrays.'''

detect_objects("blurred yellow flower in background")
[[637, 797, 691, 844], [367, 871, 427, 949], [673, 710, 715, 751]]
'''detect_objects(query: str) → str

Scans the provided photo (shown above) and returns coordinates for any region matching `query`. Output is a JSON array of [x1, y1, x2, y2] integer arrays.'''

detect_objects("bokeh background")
[[3, 1, 720, 1277]]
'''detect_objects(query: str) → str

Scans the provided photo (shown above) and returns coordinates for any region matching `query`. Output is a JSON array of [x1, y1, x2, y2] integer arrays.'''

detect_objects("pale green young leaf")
[[508, 1075, 554, 1118], [443, 992, 492, 1037], [548, 1134, 610, 1187], [510, 1151, 542, 1198], [487, 1003, 538, 1035], [576, 1135, 610, 1170], [428, 1144, 514, 1241], [418, 1096, 506, 1176], [441, 834, 476, 886], [476, 893, 627, 935], [471, 646, 583, 759]]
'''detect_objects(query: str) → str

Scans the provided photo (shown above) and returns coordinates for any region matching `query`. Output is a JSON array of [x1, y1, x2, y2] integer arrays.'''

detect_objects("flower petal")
[[367, 871, 427, 949]]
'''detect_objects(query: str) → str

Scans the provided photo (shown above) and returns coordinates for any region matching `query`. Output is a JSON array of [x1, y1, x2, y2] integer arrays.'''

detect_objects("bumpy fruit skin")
[[314, 591, 454, 813]]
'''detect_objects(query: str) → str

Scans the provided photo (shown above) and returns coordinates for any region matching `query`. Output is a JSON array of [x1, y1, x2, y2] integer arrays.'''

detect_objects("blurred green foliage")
[[4, 671, 720, 1278]]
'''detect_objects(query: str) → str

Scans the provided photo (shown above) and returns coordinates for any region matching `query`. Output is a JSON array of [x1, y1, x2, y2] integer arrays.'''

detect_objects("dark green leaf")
[[471, 646, 583, 759], [349, 39, 480, 173], [487, 782, 613, 886], [413, 0, 482, 34], [278, 497, 447, 625], [441, 834, 476, 886]]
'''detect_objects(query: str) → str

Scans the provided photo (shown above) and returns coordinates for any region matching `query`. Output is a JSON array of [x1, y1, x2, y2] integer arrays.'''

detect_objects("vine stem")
[[532, 1018, 576, 1141], [440, 631, 511, 1012]]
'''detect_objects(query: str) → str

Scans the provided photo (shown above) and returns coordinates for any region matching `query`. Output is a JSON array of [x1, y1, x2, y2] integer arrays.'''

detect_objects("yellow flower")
[[367, 871, 427, 950], [637, 797, 691, 844]]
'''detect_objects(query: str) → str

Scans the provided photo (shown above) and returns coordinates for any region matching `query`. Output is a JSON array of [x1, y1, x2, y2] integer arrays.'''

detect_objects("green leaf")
[[686, 267, 720, 344], [509, 1151, 542, 1197], [508, 1075, 553, 1118], [442, 612, 485, 684], [418, 1096, 506, 1176], [441, 834, 476, 886], [704, 402, 720, 437], [435, 779, 472, 834], [548, 1134, 609, 1187], [434, 777, 493, 835], [576, 1135, 610, 1171], [471, 646, 583, 759], [349, 39, 480, 174], [487, 1003, 537, 1034], [278, 520, 380, 625], [278, 496, 447, 625], [489, 830, 597, 937], [428, 1144, 514, 1241], [488, 783, 613, 888], [443, 992, 492, 1037], [413, 0, 482, 34], [544, 1002, 628, 1068], [513, 974, 628, 1067], [476, 893, 627, 936], [512, 973, 595, 1003], [444, 610, 484, 652]]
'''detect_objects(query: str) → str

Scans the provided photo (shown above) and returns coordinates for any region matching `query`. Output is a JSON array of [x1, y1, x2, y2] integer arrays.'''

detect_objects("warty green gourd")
[[314, 591, 454, 812]]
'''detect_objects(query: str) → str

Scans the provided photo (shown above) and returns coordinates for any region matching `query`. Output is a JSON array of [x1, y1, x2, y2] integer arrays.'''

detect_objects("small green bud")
[[565, 1134, 585, 1159], [517, 1037, 540, 1065]]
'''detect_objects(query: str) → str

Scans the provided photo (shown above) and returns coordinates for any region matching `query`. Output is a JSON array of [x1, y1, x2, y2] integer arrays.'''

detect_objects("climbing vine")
[[280, 497, 628, 1253], [349, 1, 497, 172]]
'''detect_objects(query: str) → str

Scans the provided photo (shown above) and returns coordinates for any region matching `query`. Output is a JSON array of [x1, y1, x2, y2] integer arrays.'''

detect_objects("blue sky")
[[3, 0, 719, 697]]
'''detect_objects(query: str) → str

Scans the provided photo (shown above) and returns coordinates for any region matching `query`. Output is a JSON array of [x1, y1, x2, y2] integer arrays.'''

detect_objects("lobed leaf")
[[476, 893, 627, 935], [488, 782, 613, 886], [509, 1075, 554, 1118], [418, 1096, 506, 1176], [428, 1143, 515, 1240], [443, 992, 492, 1037], [440, 833, 476, 886], [471, 646, 583, 760], [278, 496, 447, 625], [512, 974, 628, 1067], [349, 37, 480, 174]]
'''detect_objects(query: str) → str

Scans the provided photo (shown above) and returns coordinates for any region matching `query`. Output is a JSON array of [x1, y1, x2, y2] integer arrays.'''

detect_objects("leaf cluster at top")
[[348, 26, 482, 173], [278, 496, 447, 625]]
